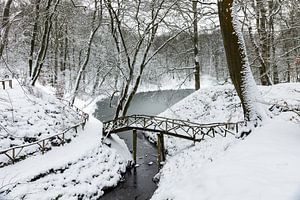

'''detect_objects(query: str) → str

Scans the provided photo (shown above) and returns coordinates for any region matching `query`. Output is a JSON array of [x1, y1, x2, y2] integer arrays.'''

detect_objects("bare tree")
[[28, 0, 41, 77], [70, 0, 102, 105], [105, 0, 187, 119], [31, 0, 60, 86], [0, 0, 13, 57], [192, 0, 200, 90]]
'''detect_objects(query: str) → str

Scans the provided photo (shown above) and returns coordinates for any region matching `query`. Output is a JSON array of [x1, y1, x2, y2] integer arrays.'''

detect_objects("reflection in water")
[[94, 89, 194, 200]]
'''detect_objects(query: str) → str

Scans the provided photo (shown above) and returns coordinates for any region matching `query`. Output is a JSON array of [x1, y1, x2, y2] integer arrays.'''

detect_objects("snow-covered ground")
[[1, 78, 299, 200], [150, 83, 300, 200], [0, 80, 131, 199], [0, 80, 82, 166]]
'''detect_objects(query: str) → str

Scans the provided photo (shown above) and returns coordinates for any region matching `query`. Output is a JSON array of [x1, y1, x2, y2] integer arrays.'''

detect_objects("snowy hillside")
[[146, 83, 300, 154], [0, 80, 130, 199], [0, 80, 83, 166], [151, 83, 300, 200]]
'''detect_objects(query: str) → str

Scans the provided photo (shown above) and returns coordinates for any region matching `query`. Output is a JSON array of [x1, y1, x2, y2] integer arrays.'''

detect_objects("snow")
[[152, 115, 300, 200], [0, 80, 82, 166], [0, 80, 131, 199], [150, 83, 300, 200], [1, 78, 299, 200], [231, 0, 267, 122]]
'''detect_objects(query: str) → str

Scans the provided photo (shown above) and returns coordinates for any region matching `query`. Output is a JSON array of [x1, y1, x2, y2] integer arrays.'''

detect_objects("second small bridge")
[[103, 115, 243, 166]]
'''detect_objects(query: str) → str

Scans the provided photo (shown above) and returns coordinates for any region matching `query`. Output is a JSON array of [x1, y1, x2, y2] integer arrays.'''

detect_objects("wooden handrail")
[[103, 115, 244, 142]]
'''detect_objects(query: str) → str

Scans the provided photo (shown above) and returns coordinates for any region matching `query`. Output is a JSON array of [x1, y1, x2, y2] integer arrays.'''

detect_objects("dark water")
[[94, 89, 194, 200]]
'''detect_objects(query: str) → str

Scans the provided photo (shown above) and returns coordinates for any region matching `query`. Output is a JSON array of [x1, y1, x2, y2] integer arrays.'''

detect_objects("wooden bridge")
[[103, 115, 243, 166]]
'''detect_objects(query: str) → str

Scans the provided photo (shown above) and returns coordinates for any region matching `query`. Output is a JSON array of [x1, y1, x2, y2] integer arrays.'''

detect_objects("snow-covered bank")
[[150, 83, 300, 200], [0, 117, 128, 199], [146, 83, 299, 154], [0, 80, 82, 166], [0, 81, 131, 199]]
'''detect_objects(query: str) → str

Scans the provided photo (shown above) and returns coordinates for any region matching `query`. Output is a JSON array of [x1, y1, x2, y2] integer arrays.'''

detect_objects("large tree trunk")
[[0, 0, 13, 57], [218, 0, 265, 123]]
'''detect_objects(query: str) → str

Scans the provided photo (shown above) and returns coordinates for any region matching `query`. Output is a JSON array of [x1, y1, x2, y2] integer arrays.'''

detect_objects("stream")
[[94, 89, 194, 200]]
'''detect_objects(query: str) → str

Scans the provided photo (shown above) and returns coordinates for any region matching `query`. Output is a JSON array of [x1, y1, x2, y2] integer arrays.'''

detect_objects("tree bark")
[[218, 0, 264, 122], [0, 0, 13, 57], [256, 0, 272, 85], [28, 0, 41, 77], [70, 0, 101, 105], [192, 0, 200, 90], [31, 0, 60, 86]]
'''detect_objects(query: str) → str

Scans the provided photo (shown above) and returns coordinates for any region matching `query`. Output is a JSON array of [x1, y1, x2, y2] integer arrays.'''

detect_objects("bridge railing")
[[103, 115, 244, 141], [0, 100, 89, 167]]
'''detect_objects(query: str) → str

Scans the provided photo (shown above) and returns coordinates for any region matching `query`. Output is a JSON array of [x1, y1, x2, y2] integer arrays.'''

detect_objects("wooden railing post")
[[12, 148, 15, 164], [42, 140, 45, 154], [74, 126, 78, 133], [62, 133, 65, 145], [133, 129, 137, 164], [8, 80, 12, 88]]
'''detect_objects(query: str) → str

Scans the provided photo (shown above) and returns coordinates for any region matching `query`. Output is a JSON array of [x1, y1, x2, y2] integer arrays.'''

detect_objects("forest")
[[0, 0, 300, 200]]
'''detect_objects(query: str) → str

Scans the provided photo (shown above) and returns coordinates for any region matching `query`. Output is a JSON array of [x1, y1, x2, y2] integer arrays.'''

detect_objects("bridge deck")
[[103, 115, 243, 142]]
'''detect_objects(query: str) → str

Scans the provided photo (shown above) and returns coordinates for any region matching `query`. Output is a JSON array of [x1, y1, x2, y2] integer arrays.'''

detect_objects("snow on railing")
[[103, 114, 244, 142], [0, 100, 89, 167]]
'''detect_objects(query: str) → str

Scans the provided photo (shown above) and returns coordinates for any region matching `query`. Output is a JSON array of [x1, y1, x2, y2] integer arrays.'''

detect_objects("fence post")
[[9, 80, 12, 88], [236, 123, 239, 133], [74, 126, 78, 133], [2, 81, 5, 90], [62, 133, 65, 145], [12, 148, 15, 164], [81, 122, 85, 130], [133, 129, 137, 164], [42, 140, 45, 154]]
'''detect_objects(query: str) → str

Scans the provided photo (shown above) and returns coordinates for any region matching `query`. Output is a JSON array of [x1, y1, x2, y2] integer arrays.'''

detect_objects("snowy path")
[[151, 116, 300, 200], [0, 116, 131, 199]]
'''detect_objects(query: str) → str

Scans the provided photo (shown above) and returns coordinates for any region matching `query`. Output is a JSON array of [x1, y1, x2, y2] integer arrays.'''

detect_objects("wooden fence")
[[0, 79, 12, 90], [0, 100, 89, 167]]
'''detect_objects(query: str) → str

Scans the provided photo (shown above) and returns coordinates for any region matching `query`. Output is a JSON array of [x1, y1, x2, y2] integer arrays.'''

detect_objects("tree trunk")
[[31, 0, 60, 86], [218, 0, 264, 122], [70, 0, 101, 105], [192, 0, 200, 90], [0, 0, 13, 57], [28, 0, 41, 77], [256, 0, 272, 85]]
